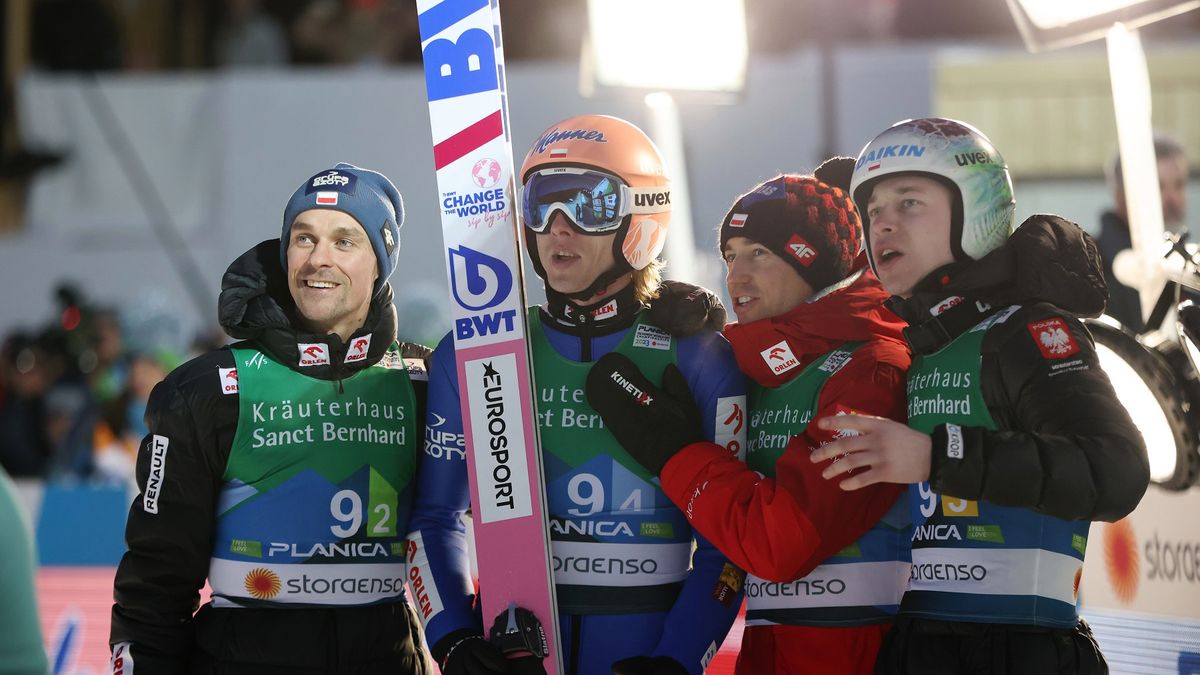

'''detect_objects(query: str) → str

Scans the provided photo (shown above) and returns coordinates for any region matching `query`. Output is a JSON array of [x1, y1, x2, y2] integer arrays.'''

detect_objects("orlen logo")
[[218, 367, 239, 394], [1104, 518, 1139, 605], [449, 245, 518, 340], [716, 395, 747, 460], [931, 295, 964, 317], [111, 642, 133, 675], [244, 567, 282, 599], [298, 343, 330, 367], [785, 234, 818, 267], [471, 158, 502, 188], [345, 335, 371, 363], [760, 340, 800, 375]]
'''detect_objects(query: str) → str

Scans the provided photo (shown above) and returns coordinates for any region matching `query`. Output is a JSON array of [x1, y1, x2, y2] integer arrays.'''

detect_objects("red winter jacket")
[[661, 261, 910, 584], [662, 261, 911, 674]]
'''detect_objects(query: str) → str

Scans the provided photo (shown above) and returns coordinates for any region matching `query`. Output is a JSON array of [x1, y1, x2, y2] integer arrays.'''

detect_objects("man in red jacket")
[[587, 161, 912, 674]]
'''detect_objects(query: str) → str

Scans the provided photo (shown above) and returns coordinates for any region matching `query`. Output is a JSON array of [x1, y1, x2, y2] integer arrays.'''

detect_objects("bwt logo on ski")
[[344, 335, 371, 363], [298, 343, 331, 367], [442, 188, 506, 217], [449, 245, 518, 339]]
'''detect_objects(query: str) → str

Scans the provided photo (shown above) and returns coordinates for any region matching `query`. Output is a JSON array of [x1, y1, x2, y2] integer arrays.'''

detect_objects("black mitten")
[[646, 280, 727, 336], [612, 655, 690, 675], [440, 635, 510, 675], [586, 353, 703, 475]]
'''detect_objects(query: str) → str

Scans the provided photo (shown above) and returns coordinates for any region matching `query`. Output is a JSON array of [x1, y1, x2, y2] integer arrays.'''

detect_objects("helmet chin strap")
[[565, 263, 633, 302]]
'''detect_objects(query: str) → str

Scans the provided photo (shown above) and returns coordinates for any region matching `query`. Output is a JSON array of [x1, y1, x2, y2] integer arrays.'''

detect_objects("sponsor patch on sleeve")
[[714, 395, 747, 460], [945, 422, 963, 459], [404, 532, 445, 624], [111, 641, 134, 674], [711, 562, 745, 607], [143, 435, 169, 514], [1027, 317, 1080, 359], [632, 324, 672, 350], [218, 367, 238, 395]]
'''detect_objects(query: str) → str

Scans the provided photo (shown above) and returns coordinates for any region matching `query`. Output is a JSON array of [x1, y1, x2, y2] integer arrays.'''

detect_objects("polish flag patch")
[[316, 191, 339, 205], [550, 148, 568, 158], [729, 213, 748, 228], [1027, 318, 1079, 359]]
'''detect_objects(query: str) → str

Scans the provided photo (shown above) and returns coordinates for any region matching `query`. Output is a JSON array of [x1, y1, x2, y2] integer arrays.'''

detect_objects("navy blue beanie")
[[281, 162, 404, 294]]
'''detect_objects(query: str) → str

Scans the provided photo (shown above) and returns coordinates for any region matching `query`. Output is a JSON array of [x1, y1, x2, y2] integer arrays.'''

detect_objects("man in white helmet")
[[810, 117, 1149, 674], [406, 115, 747, 675]]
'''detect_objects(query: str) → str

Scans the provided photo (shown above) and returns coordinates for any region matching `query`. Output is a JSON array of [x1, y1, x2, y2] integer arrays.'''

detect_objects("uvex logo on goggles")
[[522, 167, 669, 234]]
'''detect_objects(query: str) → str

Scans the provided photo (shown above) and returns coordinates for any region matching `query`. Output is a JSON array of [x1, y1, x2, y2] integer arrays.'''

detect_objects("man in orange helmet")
[[406, 115, 748, 675]]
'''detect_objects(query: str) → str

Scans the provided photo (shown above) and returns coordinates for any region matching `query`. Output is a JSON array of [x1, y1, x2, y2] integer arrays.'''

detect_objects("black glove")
[[440, 635, 510, 675], [612, 655, 690, 675], [646, 280, 727, 337], [586, 353, 703, 475]]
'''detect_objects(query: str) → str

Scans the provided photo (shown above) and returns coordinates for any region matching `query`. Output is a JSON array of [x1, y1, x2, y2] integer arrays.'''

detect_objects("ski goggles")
[[522, 167, 670, 234]]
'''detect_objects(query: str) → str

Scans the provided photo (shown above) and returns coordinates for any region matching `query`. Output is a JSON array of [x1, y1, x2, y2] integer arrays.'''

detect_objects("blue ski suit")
[[406, 291, 747, 675]]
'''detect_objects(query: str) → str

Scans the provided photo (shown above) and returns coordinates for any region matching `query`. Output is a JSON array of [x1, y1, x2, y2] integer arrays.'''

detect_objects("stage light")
[[1005, 0, 1200, 51], [1086, 319, 1199, 490]]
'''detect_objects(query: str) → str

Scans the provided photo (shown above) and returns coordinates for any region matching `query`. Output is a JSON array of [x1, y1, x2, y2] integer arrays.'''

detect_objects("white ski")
[[415, 0, 562, 672]]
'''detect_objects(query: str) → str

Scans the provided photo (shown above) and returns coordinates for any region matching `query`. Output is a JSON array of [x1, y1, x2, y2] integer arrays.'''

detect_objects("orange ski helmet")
[[520, 114, 671, 298]]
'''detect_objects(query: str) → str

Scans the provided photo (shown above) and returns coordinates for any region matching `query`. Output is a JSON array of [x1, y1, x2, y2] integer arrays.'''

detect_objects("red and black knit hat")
[[718, 172, 862, 292]]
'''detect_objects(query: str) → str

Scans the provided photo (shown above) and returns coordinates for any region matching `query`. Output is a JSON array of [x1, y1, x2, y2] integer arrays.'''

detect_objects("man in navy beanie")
[[110, 163, 435, 673]]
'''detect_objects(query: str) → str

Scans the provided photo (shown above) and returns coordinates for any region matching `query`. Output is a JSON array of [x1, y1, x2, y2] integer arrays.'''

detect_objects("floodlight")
[[1086, 318, 1199, 490], [1005, 0, 1200, 51], [584, 0, 748, 97]]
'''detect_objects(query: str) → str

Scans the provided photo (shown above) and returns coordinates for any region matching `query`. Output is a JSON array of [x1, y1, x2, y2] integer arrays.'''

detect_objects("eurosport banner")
[[415, 0, 562, 671]]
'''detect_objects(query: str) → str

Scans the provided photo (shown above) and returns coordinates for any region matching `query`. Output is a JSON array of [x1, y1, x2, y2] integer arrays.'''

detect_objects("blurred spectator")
[[93, 351, 176, 484], [1098, 133, 1190, 333], [0, 334, 52, 477], [0, 466, 50, 673], [214, 0, 288, 68], [39, 329, 98, 480]]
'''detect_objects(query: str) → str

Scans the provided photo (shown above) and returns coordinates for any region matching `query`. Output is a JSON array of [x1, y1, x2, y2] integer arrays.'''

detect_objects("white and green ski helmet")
[[849, 117, 1015, 270]]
